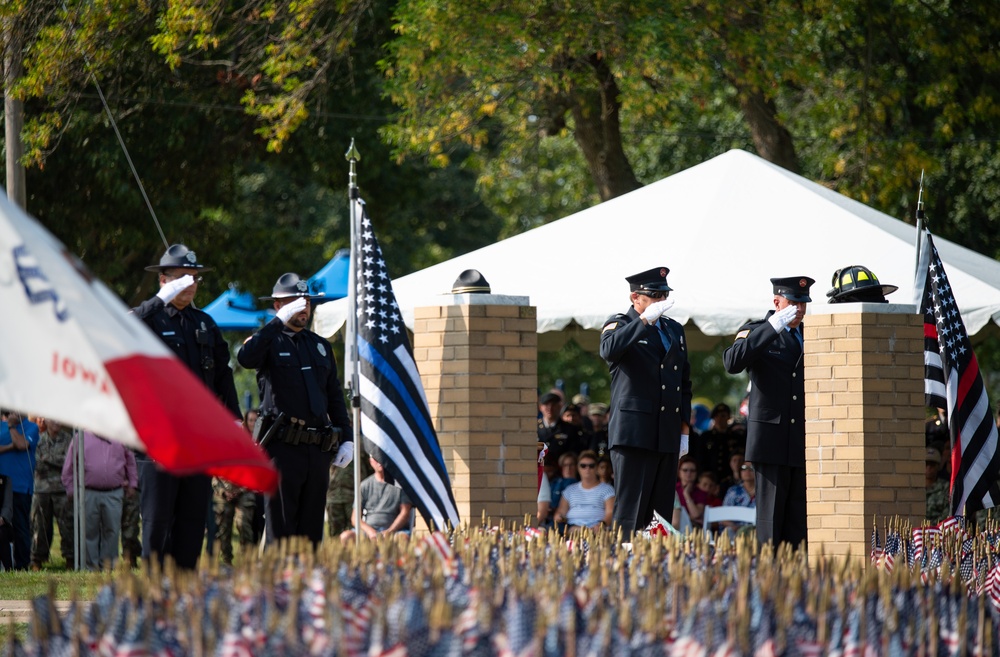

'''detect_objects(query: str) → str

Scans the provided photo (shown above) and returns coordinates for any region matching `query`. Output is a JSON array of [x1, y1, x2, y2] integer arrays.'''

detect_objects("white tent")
[[315, 149, 1000, 350]]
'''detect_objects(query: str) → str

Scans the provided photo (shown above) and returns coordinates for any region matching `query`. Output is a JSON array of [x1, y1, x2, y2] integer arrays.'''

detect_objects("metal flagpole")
[[914, 170, 926, 278], [344, 140, 363, 547], [73, 427, 85, 570]]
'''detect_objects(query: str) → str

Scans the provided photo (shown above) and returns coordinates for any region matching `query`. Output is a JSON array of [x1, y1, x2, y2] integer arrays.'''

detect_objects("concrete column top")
[[421, 293, 531, 307], [808, 302, 917, 316]]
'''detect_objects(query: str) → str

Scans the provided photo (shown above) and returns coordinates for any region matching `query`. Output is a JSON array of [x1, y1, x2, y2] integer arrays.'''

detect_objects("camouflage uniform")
[[926, 479, 950, 525], [30, 427, 74, 567], [326, 457, 372, 537], [212, 478, 256, 565], [120, 453, 142, 567]]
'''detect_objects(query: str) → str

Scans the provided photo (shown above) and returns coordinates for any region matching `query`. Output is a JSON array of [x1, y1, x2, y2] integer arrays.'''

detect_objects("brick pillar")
[[411, 294, 537, 529], [803, 304, 925, 560]]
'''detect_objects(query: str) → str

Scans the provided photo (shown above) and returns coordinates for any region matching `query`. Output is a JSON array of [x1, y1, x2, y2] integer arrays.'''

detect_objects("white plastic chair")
[[703, 505, 756, 531]]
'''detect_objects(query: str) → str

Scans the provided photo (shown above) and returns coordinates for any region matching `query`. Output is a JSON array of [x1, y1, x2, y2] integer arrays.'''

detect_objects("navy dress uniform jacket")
[[722, 311, 805, 467], [600, 307, 692, 453]]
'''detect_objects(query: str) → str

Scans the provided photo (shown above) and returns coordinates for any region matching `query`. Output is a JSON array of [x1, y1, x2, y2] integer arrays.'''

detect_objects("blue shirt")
[[0, 419, 40, 494]]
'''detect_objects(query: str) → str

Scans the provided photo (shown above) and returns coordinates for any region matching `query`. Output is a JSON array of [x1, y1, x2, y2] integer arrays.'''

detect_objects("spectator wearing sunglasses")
[[552, 450, 615, 532], [600, 266, 691, 536]]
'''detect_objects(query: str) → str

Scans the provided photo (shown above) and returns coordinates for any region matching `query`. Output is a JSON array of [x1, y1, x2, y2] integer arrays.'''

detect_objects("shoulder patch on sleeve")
[[735, 329, 750, 340], [602, 322, 618, 333]]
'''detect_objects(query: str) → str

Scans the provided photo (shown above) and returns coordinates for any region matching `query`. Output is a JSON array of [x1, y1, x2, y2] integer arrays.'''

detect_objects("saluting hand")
[[767, 305, 799, 332], [276, 297, 307, 324], [640, 298, 675, 324], [156, 275, 195, 304]]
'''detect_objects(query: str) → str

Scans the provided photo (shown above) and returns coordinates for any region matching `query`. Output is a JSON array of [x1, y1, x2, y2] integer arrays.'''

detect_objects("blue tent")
[[202, 285, 275, 331], [307, 248, 350, 302]]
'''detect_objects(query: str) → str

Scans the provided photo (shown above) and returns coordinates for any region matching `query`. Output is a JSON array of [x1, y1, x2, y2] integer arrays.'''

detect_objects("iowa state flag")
[[0, 192, 277, 493]]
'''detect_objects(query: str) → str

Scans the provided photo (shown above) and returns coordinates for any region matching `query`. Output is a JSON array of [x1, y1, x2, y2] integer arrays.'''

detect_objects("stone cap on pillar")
[[433, 293, 531, 307], [808, 302, 917, 317]]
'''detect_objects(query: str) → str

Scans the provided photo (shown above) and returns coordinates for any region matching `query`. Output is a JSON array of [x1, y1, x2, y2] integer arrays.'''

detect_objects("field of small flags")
[[6, 517, 1000, 657]]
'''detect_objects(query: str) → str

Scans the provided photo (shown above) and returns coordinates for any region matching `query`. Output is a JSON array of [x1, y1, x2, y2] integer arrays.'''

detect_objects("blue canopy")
[[202, 286, 275, 331], [307, 248, 349, 302]]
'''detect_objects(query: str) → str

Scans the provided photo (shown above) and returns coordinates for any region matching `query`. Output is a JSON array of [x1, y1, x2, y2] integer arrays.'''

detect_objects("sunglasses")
[[578, 462, 597, 469], [741, 464, 754, 471], [638, 291, 668, 300]]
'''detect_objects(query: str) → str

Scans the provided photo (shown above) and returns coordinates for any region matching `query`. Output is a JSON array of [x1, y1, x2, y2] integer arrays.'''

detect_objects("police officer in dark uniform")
[[237, 273, 352, 545], [826, 265, 897, 304], [132, 244, 240, 569], [600, 266, 691, 536], [723, 276, 814, 550]]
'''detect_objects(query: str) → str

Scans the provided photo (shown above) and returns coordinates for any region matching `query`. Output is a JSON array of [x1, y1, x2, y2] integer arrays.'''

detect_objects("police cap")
[[259, 272, 327, 301], [451, 269, 491, 294], [144, 244, 214, 273], [770, 276, 815, 303], [626, 266, 672, 293], [539, 392, 561, 405]]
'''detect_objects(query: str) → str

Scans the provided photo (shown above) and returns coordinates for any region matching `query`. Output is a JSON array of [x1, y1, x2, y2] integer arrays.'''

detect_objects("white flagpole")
[[73, 427, 85, 570], [344, 140, 363, 546], [914, 170, 925, 279]]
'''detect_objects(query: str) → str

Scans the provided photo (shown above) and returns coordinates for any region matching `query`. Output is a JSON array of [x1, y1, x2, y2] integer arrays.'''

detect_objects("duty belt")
[[279, 417, 341, 451]]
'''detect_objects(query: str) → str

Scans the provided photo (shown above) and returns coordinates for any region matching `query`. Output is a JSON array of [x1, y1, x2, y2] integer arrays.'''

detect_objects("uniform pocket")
[[619, 396, 651, 414], [754, 406, 781, 424]]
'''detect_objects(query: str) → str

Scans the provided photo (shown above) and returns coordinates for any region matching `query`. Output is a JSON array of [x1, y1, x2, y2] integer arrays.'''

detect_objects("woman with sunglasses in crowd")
[[552, 450, 615, 533]]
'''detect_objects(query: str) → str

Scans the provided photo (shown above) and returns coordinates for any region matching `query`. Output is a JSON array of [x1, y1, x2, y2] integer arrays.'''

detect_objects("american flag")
[[348, 199, 460, 530], [917, 230, 1000, 515]]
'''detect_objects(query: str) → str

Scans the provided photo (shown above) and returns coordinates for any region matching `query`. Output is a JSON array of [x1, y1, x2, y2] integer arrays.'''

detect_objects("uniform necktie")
[[296, 336, 326, 419], [658, 319, 672, 352]]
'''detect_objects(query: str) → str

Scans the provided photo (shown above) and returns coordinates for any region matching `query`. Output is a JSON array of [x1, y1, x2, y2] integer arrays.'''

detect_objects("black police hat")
[[770, 276, 815, 303], [539, 392, 561, 405], [144, 244, 213, 273], [626, 266, 672, 293], [451, 269, 491, 294], [259, 272, 327, 301], [826, 265, 898, 303]]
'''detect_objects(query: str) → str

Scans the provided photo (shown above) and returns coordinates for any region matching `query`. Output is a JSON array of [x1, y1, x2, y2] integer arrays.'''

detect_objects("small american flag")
[[917, 231, 1000, 515]]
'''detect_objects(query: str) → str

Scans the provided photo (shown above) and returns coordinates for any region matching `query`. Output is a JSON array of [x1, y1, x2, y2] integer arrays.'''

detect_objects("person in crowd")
[[600, 266, 691, 536], [132, 244, 241, 569], [552, 450, 615, 533], [925, 446, 950, 525], [586, 403, 609, 457], [826, 265, 897, 304], [119, 454, 142, 568], [596, 456, 614, 486], [211, 408, 261, 565], [718, 461, 757, 535], [696, 471, 723, 507], [572, 394, 594, 432], [327, 450, 374, 538], [537, 392, 585, 462], [719, 450, 746, 494], [724, 275, 813, 550], [549, 452, 580, 529], [675, 455, 710, 528], [340, 454, 413, 542], [28, 417, 74, 570], [695, 403, 739, 484], [61, 431, 138, 570], [0, 470, 13, 571], [238, 273, 352, 546], [0, 410, 39, 570]]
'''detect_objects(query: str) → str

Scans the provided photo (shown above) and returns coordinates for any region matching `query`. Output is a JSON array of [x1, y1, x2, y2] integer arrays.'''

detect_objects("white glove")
[[679, 434, 689, 458], [276, 297, 307, 323], [332, 441, 354, 468], [640, 298, 675, 324], [156, 275, 194, 304], [767, 305, 799, 332]]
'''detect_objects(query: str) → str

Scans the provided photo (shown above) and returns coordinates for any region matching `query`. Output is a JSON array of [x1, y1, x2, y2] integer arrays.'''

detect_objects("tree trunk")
[[4, 15, 26, 209], [569, 54, 642, 201], [736, 84, 800, 174]]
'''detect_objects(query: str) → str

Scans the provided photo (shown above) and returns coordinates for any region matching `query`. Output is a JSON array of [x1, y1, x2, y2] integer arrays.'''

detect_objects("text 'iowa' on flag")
[[917, 229, 1000, 515], [351, 199, 460, 530]]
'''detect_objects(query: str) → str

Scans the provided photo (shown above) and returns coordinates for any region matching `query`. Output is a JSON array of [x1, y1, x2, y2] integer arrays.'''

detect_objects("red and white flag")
[[0, 194, 277, 492]]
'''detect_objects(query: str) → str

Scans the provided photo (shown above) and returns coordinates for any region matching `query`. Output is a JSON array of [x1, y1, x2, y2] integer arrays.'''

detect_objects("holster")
[[320, 427, 342, 453]]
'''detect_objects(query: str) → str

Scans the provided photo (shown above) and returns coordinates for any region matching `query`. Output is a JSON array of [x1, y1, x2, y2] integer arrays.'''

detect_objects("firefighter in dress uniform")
[[600, 266, 691, 536], [723, 276, 814, 550]]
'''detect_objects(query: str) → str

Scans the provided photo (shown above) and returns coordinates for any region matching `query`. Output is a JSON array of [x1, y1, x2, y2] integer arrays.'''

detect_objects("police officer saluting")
[[132, 244, 240, 569], [600, 266, 691, 536], [723, 276, 813, 550], [238, 273, 352, 546]]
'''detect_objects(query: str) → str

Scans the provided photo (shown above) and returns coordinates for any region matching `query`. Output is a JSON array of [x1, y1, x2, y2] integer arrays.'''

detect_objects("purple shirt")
[[61, 432, 137, 492]]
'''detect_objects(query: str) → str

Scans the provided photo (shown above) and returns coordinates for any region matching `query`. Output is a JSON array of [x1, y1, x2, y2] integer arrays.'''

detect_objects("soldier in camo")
[[925, 446, 950, 525], [120, 458, 142, 568], [29, 418, 74, 569], [326, 454, 372, 537], [212, 478, 257, 564]]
